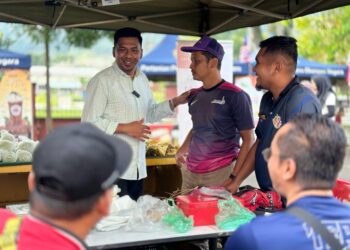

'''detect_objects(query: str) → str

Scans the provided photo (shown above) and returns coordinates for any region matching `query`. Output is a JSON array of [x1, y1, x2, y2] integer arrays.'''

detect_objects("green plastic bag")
[[162, 199, 194, 233], [215, 197, 255, 230]]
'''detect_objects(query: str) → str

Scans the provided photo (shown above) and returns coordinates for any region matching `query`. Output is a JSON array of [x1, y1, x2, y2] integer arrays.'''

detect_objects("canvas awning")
[[0, 49, 31, 69], [139, 35, 348, 78], [0, 0, 349, 36]]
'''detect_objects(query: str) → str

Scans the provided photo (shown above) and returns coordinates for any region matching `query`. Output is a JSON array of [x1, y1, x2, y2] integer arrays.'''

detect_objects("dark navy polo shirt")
[[255, 77, 321, 190]]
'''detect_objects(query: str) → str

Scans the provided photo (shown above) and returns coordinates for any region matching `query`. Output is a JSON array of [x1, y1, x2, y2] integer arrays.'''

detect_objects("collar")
[[277, 76, 299, 99], [28, 213, 89, 250], [112, 62, 141, 78], [202, 79, 225, 91]]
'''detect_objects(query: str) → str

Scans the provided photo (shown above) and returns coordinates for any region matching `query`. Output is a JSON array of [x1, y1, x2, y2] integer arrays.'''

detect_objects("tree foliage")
[[295, 6, 350, 64]]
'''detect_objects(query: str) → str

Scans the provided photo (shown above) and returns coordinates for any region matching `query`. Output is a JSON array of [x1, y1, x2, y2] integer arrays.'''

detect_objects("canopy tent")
[[140, 35, 348, 79], [0, 49, 31, 69], [0, 0, 349, 36]]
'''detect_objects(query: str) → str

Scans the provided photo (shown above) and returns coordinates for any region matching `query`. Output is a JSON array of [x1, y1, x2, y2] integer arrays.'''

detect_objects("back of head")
[[31, 123, 132, 219], [277, 114, 346, 189], [114, 27, 142, 46], [259, 36, 297, 72]]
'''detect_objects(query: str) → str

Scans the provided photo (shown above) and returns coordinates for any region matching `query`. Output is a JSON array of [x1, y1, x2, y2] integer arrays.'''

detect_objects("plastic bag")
[[162, 199, 193, 233], [191, 186, 232, 200], [215, 197, 255, 230], [125, 195, 169, 232]]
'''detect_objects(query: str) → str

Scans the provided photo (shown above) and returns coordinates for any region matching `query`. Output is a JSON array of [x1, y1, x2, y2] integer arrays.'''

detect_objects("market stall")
[[0, 158, 181, 207]]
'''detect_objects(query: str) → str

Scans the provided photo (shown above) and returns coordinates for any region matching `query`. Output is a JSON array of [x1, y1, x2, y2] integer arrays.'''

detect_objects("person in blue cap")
[[176, 36, 255, 191]]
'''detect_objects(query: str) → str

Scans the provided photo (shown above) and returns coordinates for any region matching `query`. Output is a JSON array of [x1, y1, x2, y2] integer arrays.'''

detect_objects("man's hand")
[[116, 118, 151, 141], [171, 90, 191, 109], [224, 180, 240, 194], [175, 148, 188, 168]]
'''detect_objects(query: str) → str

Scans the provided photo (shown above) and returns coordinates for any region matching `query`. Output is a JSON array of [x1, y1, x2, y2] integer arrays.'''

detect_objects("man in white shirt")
[[82, 27, 189, 200]]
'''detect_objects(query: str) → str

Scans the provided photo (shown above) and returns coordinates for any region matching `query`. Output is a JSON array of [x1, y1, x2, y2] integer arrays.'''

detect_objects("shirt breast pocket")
[[105, 98, 128, 119]]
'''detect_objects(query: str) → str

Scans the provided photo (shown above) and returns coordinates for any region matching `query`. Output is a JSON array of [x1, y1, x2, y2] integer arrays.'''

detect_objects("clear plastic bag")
[[215, 197, 255, 230], [125, 195, 169, 232], [162, 199, 193, 233]]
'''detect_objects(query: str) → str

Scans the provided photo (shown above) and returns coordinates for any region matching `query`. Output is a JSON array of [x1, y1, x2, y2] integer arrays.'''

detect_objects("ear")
[[281, 158, 297, 181], [140, 48, 143, 59], [275, 61, 283, 73], [95, 189, 113, 217], [209, 57, 218, 69], [28, 171, 36, 192]]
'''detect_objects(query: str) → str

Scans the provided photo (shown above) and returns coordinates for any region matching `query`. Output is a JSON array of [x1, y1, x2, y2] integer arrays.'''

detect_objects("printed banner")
[[0, 69, 33, 138]]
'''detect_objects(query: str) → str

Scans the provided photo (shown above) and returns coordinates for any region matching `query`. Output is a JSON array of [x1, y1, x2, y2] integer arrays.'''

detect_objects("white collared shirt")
[[82, 62, 173, 180]]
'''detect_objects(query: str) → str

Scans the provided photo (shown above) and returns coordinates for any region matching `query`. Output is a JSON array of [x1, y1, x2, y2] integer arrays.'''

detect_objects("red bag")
[[233, 185, 283, 212]]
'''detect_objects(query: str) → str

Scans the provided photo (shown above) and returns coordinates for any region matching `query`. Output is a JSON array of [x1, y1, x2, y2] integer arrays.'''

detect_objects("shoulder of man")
[[0, 208, 17, 234], [282, 85, 320, 121]]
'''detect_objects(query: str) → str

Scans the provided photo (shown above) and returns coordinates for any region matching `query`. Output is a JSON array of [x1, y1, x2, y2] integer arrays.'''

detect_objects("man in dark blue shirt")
[[225, 36, 321, 192]]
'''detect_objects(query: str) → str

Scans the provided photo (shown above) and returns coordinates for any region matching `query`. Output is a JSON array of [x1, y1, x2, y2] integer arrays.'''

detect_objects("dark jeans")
[[116, 178, 144, 201]]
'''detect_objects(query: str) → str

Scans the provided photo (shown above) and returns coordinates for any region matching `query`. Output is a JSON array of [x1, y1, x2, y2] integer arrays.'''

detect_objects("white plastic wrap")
[[95, 195, 136, 232], [0, 150, 16, 163], [125, 195, 169, 232], [16, 140, 36, 154], [0, 130, 15, 142], [16, 149, 32, 162], [0, 139, 15, 152]]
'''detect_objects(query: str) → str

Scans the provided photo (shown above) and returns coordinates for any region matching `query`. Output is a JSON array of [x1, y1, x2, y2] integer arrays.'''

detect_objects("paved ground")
[[243, 147, 350, 188]]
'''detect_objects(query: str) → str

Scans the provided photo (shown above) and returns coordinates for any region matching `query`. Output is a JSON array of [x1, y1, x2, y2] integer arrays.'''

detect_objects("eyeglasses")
[[262, 148, 271, 162], [262, 147, 288, 162]]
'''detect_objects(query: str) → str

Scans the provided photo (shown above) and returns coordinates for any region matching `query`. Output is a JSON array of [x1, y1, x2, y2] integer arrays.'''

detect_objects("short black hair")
[[114, 27, 142, 46], [277, 114, 347, 190], [259, 36, 297, 69]]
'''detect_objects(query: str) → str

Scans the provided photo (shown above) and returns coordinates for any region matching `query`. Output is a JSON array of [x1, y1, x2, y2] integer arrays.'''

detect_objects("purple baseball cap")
[[181, 36, 225, 61]]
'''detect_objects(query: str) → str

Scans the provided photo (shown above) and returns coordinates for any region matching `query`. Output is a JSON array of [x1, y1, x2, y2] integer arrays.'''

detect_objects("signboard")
[[0, 69, 33, 138]]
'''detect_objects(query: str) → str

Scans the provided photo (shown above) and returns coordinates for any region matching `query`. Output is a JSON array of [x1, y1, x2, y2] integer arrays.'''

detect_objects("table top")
[[0, 157, 176, 174], [86, 225, 233, 249]]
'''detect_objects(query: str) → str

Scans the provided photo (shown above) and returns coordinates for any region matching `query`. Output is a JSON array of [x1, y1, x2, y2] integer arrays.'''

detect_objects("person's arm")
[[175, 129, 192, 167], [116, 118, 151, 141], [145, 82, 190, 123], [225, 139, 259, 193], [169, 90, 191, 110], [81, 77, 118, 135], [232, 129, 255, 174]]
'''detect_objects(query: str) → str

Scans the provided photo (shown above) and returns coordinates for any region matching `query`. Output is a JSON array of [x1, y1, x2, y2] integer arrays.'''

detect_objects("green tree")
[[16, 26, 108, 132], [295, 6, 350, 64]]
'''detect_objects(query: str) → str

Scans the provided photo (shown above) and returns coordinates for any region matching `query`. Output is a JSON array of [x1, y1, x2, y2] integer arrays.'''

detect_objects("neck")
[[128, 69, 137, 79], [286, 189, 333, 206], [202, 72, 222, 89], [270, 75, 294, 99]]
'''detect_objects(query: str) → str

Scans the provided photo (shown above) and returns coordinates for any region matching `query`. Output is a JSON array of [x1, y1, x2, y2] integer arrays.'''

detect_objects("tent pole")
[[45, 29, 53, 134]]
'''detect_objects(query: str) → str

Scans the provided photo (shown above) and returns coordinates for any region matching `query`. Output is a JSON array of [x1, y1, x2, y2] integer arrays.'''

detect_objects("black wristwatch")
[[229, 174, 236, 180]]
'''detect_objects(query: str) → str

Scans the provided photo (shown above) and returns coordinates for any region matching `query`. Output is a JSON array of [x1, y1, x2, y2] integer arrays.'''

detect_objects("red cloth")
[[0, 208, 87, 250]]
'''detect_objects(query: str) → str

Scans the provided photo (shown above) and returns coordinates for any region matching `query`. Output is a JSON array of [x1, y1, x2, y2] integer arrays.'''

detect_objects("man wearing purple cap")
[[176, 36, 255, 191]]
